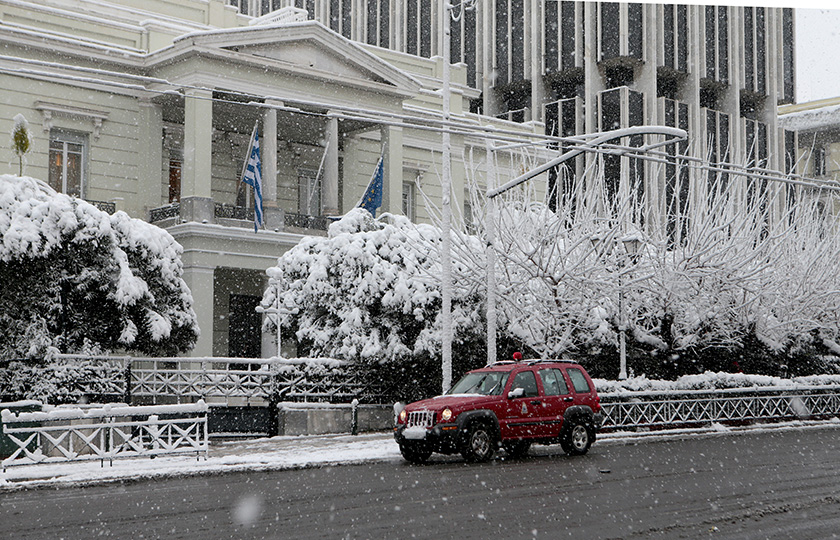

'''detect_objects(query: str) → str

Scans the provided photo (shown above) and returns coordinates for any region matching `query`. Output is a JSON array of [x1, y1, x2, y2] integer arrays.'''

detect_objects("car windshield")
[[448, 371, 509, 396]]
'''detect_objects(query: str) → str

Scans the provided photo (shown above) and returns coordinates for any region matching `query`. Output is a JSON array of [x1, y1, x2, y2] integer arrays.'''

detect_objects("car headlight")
[[399, 409, 407, 423], [441, 408, 452, 422]]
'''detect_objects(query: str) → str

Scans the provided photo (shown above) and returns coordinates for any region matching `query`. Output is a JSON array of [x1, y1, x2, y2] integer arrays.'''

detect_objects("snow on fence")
[[128, 357, 373, 404], [1, 401, 208, 471], [598, 386, 840, 431]]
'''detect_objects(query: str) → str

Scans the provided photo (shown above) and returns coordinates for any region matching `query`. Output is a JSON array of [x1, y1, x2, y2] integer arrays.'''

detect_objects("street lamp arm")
[[487, 126, 687, 199]]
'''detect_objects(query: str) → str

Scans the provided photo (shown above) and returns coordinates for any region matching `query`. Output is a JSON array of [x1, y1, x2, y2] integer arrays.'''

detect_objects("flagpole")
[[237, 121, 259, 203]]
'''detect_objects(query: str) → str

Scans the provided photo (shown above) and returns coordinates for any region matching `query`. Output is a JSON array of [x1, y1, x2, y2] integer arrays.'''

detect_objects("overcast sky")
[[795, 6, 840, 103]]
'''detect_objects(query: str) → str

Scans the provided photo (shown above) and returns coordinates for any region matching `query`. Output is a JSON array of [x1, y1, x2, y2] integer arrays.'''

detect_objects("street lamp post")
[[592, 235, 642, 381], [256, 277, 292, 359]]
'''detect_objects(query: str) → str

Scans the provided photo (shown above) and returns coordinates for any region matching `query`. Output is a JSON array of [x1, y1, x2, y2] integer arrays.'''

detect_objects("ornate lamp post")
[[591, 234, 643, 380], [256, 277, 292, 359]]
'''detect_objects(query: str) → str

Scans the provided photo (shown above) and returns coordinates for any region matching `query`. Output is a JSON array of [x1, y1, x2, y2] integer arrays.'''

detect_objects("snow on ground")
[[2, 419, 839, 491]]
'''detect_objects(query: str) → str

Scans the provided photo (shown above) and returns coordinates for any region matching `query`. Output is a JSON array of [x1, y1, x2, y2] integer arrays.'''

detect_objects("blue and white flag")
[[241, 125, 264, 232], [358, 157, 383, 217]]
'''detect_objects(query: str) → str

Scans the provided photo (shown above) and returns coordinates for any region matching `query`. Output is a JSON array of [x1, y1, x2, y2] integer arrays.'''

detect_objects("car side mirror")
[[508, 387, 524, 399]]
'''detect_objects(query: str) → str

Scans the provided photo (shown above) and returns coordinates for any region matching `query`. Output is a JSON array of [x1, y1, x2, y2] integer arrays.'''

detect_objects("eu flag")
[[359, 157, 383, 217]]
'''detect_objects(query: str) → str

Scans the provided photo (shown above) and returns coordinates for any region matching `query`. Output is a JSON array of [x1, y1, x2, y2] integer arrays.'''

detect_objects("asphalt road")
[[2, 426, 840, 539]]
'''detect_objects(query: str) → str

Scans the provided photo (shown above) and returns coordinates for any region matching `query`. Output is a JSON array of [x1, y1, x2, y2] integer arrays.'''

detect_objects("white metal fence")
[[1, 401, 208, 470], [599, 387, 840, 431]]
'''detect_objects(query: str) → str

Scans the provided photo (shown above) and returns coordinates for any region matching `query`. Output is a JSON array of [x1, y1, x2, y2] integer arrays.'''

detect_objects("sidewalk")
[[2, 419, 838, 490], [0, 431, 402, 490]]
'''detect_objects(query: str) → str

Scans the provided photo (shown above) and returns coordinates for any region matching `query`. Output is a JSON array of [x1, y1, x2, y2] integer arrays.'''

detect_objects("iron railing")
[[86, 199, 117, 214], [214, 203, 254, 221], [599, 387, 840, 431], [5, 356, 840, 432], [285, 212, 330, 231], [149, 203, 180, 223], [1, 401, 208, 470]]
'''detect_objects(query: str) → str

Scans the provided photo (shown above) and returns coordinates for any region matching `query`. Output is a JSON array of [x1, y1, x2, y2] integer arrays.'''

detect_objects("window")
[[705, 6, 729, 83], [814, 146, 827, 177], [539, 369, 569, 396], [566, 368, 591, 393], [510, 370, 539, 398], [402, 181, 415, 221], [742, 7, 768, 95], [663, 4, 688, 72], [598, 2, 643, 62], [168, 159, 181, 203], [298, 169, 321, 216], [406, 0, 432, 58], [662, 98, 690, 245], [48, 129, 87, 197]]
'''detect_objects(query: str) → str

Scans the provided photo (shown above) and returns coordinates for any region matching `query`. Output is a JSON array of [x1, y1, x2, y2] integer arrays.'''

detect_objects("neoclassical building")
[[0, 0, 800, 358]]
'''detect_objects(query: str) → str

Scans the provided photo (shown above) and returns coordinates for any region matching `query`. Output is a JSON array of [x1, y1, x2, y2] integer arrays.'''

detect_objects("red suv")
[[394, 358, 603, 463]]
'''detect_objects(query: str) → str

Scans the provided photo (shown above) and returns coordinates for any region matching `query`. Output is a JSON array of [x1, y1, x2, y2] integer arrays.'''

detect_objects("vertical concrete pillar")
[[381, 124, 403, 215], [137, 100, 163, 215], [182, 266, 215, 357], [262, 105, 278, 205], [182, 88, 213, 199], [323, 115, 340, 216]]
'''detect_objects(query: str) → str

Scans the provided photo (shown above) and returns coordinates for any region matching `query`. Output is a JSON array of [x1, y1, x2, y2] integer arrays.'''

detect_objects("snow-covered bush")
[[261, 209, 526, 400], [0, 175, 198, 359], [0, 359, 125, 404]]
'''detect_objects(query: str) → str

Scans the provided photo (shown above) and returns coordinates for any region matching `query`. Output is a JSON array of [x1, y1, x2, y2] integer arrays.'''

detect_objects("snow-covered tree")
[[0, 174, 198, 359], [10, 114, 32, 176], [440, 151, 840, 379]]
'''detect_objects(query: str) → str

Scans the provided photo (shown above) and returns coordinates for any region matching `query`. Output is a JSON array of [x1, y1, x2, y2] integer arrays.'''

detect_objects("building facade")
[[0, 0, 800, 358]]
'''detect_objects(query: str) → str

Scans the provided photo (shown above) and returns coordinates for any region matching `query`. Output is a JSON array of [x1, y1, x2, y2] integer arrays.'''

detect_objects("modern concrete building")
[[0, 0, 800, 358]]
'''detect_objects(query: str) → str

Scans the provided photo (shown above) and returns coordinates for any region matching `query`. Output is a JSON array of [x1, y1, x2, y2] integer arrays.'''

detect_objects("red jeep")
[[394, 358, 603, 463]]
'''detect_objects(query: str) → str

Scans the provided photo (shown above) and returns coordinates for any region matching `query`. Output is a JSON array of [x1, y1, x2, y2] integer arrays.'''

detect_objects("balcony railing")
[[148, 203, 329, 232], [149, 203, 180, 223], [215, 203, 254, 221], [285, 213, 330, 231], [86, 199, 116, 214]]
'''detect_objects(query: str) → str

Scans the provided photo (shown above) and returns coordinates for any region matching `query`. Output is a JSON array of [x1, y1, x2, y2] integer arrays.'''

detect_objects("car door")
[[501, 368, 546, 439], [537, 367, 573, 438]]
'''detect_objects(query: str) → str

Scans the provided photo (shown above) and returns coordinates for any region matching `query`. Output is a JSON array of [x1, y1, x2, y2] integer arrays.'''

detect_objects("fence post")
[[351, 398, 359, 436], [124, 357, 132, 405], [268, 366, 280, 437]]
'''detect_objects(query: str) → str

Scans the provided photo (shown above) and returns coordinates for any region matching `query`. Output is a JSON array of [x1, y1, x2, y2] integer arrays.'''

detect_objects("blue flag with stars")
[[358, 157, 383, 217]]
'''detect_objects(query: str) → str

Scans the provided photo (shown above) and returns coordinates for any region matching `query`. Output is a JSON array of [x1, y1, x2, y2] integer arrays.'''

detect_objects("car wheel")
[[461, 422, 496, 462], [399, 443, 432, 464], [503, 440, 531, 459], [561, 422, 593, 456]]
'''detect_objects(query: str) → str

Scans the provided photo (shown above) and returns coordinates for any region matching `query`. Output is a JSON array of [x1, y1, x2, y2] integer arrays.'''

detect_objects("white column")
[[182, 88, 213, 200], [381, 124, 403, 214], [182, 266, 215, 357], [262, 105, 278, 206], [323, 115, 339, 216], [138, 100, 163, 213]]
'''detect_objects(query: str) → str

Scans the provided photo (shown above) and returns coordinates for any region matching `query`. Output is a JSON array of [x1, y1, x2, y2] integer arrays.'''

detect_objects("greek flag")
[[358, 157, 383, 217], [241, 125, 263, 232]]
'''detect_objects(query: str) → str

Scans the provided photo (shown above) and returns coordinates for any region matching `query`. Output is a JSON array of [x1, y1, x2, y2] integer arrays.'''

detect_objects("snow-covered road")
[[2, 419, 838, 491]]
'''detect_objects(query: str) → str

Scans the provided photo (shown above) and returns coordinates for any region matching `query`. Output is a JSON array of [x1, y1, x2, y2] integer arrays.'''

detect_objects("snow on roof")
[[778, 103, 840, 132]]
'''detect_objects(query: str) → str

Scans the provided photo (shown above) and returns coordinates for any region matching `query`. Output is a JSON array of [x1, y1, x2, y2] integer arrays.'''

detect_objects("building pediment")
[[167, 20, 420, 97]]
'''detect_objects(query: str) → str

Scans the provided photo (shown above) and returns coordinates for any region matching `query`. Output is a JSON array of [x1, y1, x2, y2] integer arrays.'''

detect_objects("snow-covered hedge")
[[0, 359, 125, 404], [0, 175, 198, 358], [594, 371, 840, 395]]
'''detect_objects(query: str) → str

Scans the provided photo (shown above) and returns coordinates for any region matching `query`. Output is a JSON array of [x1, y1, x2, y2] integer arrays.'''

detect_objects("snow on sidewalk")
[[2, 419, 839, 490]]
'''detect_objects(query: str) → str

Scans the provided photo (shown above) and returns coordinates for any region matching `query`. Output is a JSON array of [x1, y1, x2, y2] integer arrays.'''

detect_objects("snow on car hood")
[[406, 394, 498, 410]]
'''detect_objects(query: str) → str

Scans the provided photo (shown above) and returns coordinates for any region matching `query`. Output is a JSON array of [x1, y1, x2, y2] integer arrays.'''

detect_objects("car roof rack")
[[485, 360, 517, 367], [526, 358, 580, 366]]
